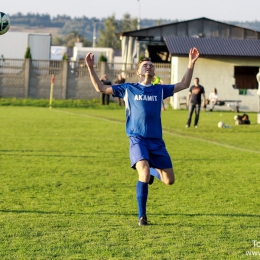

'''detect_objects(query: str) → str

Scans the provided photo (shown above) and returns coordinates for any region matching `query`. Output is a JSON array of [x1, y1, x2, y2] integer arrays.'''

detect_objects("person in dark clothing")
[[115, 74, 125, 106], [235, 114, 250, 125], [186, 77, 206, 128], [101, 74, 111, 105]]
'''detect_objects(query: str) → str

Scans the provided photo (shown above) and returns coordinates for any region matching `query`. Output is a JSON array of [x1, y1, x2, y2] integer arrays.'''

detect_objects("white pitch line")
[[52, 109, 260, 155], [162, 129, 260, 155], [52, 109, 124, 124]]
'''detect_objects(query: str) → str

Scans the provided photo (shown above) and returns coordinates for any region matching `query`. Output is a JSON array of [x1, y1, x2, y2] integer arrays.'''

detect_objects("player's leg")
[[194, 104, 201, 127], [150, 167, 161, 182], [155, 167, 175, 185], [135, 159, 150, 226], [186, 104, 195, 127], [129, 137, 150, 226], [149, 138, 174, 185], [136, 159, 150, 182]]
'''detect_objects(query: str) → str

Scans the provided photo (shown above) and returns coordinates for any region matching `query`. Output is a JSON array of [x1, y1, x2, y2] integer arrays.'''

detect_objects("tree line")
[[9, 13, 260, 50], [10, 13, 174, 49]]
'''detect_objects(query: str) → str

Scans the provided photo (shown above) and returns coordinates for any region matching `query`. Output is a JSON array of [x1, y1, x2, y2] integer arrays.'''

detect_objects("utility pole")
[[137, 0, 140, 30], [136, 0, 140, 62], [93, 20, 97, 48]]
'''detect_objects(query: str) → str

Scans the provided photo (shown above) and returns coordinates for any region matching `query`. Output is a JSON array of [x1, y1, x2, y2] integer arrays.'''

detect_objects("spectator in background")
[[152, 75, 165, 110], [100, 74, 111, 105], [208, 88, 218, 112], [115, 74, 126, 106], [186, 77, 206, 128], [235, 114, 250, 125]]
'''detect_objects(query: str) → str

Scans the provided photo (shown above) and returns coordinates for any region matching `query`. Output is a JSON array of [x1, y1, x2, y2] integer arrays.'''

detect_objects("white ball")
[[218, 121, 225, 128], [234, 115, 238, 120], [0, 12, 10, 35]]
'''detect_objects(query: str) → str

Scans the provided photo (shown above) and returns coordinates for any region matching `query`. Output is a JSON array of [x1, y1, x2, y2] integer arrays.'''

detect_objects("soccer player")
[[85, 48, 200, 226]]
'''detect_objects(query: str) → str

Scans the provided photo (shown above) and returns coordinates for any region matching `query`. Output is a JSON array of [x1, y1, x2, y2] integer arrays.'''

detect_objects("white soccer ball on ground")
[[234, 115, 238, 120], [218, 121, 225, 128], [0, 12, 10, 35]]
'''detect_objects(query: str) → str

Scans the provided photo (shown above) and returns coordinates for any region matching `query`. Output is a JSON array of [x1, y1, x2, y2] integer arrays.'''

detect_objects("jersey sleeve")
[[162, 84, 175, 99], [112, 84, 127, 98]]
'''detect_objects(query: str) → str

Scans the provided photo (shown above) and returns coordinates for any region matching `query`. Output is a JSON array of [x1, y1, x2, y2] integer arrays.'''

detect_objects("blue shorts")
[[129, 136, 173, 169]]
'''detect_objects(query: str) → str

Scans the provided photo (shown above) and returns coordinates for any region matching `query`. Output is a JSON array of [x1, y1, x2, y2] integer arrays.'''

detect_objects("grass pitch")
[[0, 106, 259, 259]]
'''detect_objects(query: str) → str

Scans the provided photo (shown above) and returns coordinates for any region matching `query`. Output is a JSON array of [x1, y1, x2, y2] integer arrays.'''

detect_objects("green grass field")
[[1, 105, 260, 259]]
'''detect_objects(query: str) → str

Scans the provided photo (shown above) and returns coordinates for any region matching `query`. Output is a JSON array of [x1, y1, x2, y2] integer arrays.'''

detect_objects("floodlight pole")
[[136, 0, 141, 62], [137, 0, 140, 30], [93, 20, 97, 48]]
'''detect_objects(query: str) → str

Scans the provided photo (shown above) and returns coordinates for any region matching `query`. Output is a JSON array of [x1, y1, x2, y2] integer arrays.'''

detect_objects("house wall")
[[0, 32, 51, 60], [72, 44, 114, 63], [171, 57, 260, 112]]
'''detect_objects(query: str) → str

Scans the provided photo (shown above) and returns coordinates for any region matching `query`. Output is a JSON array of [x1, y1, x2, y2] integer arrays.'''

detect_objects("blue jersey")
[[112, 83, 175, 138]]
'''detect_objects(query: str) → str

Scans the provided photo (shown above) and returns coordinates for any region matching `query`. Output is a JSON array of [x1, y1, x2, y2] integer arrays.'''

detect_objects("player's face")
[[138, 61, 155, 78]]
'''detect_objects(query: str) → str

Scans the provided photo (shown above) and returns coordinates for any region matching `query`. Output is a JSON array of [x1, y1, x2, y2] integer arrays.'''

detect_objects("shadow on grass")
[[0, 153, 98, 158], [0, 150, 104, 158], [0, 209, 259, 219]]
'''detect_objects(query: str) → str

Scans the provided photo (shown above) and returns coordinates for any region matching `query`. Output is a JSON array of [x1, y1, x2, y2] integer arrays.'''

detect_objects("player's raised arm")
[[173, 48, 200, 93], [85, 53, 113, 94]]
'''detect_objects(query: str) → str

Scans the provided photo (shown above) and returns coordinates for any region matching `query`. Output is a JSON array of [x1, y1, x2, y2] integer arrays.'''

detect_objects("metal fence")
[[0, 59, 171, 100]]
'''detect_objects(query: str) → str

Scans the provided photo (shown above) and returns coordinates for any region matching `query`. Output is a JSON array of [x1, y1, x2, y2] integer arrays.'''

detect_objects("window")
[[234, 66, 258, 90], [238, 89, 247, 95]]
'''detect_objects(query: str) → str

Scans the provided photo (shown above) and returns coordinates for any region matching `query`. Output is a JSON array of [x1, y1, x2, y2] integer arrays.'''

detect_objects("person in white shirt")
[[208, 88, 218, 111]]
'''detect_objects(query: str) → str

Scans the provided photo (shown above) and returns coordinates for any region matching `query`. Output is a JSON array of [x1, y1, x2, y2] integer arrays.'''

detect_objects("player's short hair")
[[137, 57, 152, 71]]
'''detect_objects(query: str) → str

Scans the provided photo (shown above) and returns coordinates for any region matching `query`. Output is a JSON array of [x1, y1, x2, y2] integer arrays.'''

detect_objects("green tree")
[[62, 53, 68, 60], [52, 36, 64, 46], [120, 13, 138, 32], [97, 14, 121, 49], [61, 31, 92, 48], [24, 46, 32, 59], [98, 53, 107, 62]]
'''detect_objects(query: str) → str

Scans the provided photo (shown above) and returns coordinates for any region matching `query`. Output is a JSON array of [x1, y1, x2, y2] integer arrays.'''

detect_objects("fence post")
[[62, 60, 68, 99], [24, 58, 30, 98], [49, 74, 55, 109], [100, 61, 106, 77]]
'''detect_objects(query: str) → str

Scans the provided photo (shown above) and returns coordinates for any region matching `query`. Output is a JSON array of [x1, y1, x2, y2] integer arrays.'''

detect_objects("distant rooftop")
[[164, 36, 260, 58], [118, 17, 260, 41]]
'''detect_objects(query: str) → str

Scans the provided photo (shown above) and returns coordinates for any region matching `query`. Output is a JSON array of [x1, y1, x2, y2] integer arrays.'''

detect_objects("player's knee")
[[138, 172, 150, 183], [166, 179, 175, 185], [170, 178, 175, 185], [162, 169, 175, 185], [163, 176, 175, 185]]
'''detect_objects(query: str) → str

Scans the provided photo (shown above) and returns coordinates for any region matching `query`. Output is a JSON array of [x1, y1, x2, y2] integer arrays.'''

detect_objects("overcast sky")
[[2, 0, 260, 22]]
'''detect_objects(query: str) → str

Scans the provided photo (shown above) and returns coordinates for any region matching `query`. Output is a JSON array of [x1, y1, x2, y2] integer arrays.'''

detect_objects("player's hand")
[[189, 48, 200, 64], [85, 53, 94, 68]]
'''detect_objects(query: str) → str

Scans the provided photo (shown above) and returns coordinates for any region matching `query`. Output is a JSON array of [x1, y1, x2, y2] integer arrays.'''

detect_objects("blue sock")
[[136, 181, 148, 219], [150, 168, 161, 181]]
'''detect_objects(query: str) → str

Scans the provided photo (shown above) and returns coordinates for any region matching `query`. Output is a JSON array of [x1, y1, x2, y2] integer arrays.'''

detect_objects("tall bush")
[[24, 46, 32, 59]]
